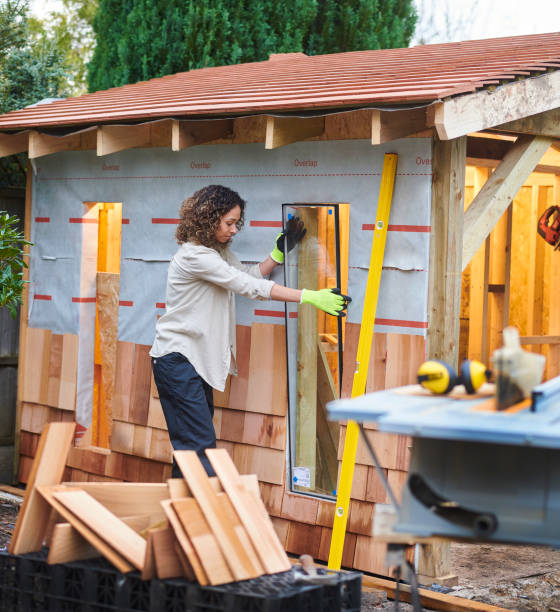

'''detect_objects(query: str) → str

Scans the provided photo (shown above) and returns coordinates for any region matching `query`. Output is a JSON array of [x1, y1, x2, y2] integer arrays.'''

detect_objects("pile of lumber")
[[9, 422, 291, 585]]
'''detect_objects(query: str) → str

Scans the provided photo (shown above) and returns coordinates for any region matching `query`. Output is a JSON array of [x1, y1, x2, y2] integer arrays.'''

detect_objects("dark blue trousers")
[[151, 352, 216, 477]]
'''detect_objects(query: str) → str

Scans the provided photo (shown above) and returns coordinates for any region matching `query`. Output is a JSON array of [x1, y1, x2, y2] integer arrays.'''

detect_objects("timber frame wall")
[[12, 99, 560, 579]]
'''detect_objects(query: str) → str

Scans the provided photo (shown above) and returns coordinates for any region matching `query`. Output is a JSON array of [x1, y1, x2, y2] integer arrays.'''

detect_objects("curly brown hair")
[[175, 185, 246, 249]]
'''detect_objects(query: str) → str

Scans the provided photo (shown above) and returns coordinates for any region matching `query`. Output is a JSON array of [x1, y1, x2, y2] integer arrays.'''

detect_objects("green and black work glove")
[[270, 216, 306, 264], [300, 288, 352, 317]]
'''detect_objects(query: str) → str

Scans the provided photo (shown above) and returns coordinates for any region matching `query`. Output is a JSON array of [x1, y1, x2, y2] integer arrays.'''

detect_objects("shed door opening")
[[93, 202, 122, 448], [284, 203, 349, 497]]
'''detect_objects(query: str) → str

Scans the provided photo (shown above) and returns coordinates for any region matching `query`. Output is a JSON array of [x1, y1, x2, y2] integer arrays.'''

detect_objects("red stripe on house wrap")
[[362, 224, 431, 232], [119, 300, 133, 307], [255, 309, 297, 318], [69, 218, 98, 224], [34, 294, 52, 300], [249, 221, 283, 227], [72, 297, 96, 303], [152, 218, 180, 224], [35, 217, 50, 223], [375, 318, 428, 329]]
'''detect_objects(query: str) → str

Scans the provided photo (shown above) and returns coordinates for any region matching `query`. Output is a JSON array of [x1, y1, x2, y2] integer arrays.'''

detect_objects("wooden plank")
[[463, 135, 552, 270], [245, 323, 288, 415], [172, 119, 233, 151], [242, 412, 286, 450], [428, 70, 560, 140], [231, 443, 285, 486], [219, 409, 245, 443], [285, 522, 322, 559], [0, 131, 28, 156], [174, 450, 261, 580], [38, 484, 134, 573], [296, 206, 319, 490], [265, 116, 324, 149], [111, 420, 134, 454], [172, 497, 234, 585], [113, 341, 134, 420], [213, 375, 231, 408], [59, 333, 78, 411], [160, 498, 203, 583], [129, 344, 152, 425], [362, 574, 514, 611], [47, 334, 63, 407], [149, 427, 172, 462], [206, 448, 291, 574], [228, 325, 251, 410], [141, 527, 157, 580], [21, 327, 50, 404], [47, 522, 100, 564], [62, 482, 169, 516], [152, 526, 185, 579], [52, 489, 146, 570], [97, 123, 151, 156], [427, 136, 466, 368], [341, 322, 360, 398], [9, 422, 76, 554], [371, 107, 427, 145]]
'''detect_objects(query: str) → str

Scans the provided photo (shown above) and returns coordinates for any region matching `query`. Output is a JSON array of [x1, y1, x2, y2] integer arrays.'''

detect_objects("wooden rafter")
[[428, 70, 560, 140], [97, 123, 152, 156], [29, 128, 96, 159], [371, 107, 428, 145], [491, 108, 560, 139], [172, 119, 233, 151], [462, 135, 552, 270], [265, 116, 324, 149], [0, 131, 28, 157]]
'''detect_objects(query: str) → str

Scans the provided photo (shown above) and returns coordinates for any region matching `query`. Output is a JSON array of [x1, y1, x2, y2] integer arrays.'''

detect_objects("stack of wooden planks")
[[10, 422, 291, 585]]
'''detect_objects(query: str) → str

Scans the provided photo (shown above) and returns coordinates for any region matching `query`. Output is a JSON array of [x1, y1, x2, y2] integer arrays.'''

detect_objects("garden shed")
[[0, 31, 559, 580]]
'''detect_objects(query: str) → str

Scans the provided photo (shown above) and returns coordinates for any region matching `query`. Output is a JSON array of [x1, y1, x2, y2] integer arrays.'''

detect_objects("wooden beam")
[[371, 107, 428, 145], [265, 116, 324, 149], [28, 128, 96, 159], [428, 70, 560, 140], [172, 119, 233, 151], [0, 131, 28, 156], [462, 135, 552, 270], [427, 135, 467, 367], [491, 108, 560, 139], [97, 123, 152, 156]]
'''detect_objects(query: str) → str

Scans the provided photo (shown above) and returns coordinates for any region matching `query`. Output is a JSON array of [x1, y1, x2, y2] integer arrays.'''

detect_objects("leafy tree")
[[0, 212, 31, 317], [88, 0, 417, 92]]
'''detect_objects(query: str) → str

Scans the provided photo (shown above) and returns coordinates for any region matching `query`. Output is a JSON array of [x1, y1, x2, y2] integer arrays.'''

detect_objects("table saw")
[[327, 376, 560, 547]]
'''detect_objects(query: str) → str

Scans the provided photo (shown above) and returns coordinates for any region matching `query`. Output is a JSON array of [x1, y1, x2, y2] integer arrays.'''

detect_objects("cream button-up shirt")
[[150, 242, 275, 392]]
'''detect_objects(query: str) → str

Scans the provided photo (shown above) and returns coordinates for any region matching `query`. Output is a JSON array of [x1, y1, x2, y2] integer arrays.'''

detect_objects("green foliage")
[[88, 0, 417, 92], [0, 211, 31, 317]]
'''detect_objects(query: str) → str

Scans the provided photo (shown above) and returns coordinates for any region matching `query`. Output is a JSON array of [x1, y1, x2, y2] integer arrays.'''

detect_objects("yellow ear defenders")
[[417, 359, 491, 395]]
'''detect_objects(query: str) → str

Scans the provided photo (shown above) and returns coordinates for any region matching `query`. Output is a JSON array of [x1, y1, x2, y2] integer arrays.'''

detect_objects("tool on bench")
[[417, 359, 491, 395], [537, 205, 560, 250], [293, 555, 339, 585]]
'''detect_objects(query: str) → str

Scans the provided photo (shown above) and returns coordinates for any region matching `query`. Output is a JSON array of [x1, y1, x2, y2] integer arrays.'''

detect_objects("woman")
[[150, 185, 350, 476]]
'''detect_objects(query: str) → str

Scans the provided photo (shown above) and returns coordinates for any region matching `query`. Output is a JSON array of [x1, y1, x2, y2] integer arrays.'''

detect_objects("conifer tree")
[[88, 0, 417, 92]]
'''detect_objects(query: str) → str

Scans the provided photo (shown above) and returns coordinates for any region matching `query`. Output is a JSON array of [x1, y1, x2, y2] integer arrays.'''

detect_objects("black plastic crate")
[[0, 550, 361, 612]]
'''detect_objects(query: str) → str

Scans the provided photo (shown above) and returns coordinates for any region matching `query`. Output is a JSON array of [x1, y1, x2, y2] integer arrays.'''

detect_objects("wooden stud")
[[427, 135, 467, 368], [206, 448, 291, 573], [371, 107, 428, 145], [172, 119, 233, 151], [463, 135, 552, 270], [0, 131, 28, 156], [265, 116, 324, 149], [9, 422, 76, 554], [174, 450, 261, 581]]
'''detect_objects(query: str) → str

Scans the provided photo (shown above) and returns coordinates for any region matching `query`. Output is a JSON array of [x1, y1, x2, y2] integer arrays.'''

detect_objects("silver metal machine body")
[[327, 377, 560, 546]]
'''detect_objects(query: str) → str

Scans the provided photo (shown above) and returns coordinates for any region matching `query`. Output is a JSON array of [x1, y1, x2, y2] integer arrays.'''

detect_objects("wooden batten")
[[462, 135, 552, 270], [428, 70, 560, 140], [371, 107, 428, 145], [28, 128, 96, 159], [0, 131, 29, 156], [172, 119, 233, 151], [265, 116, 325, 149]]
